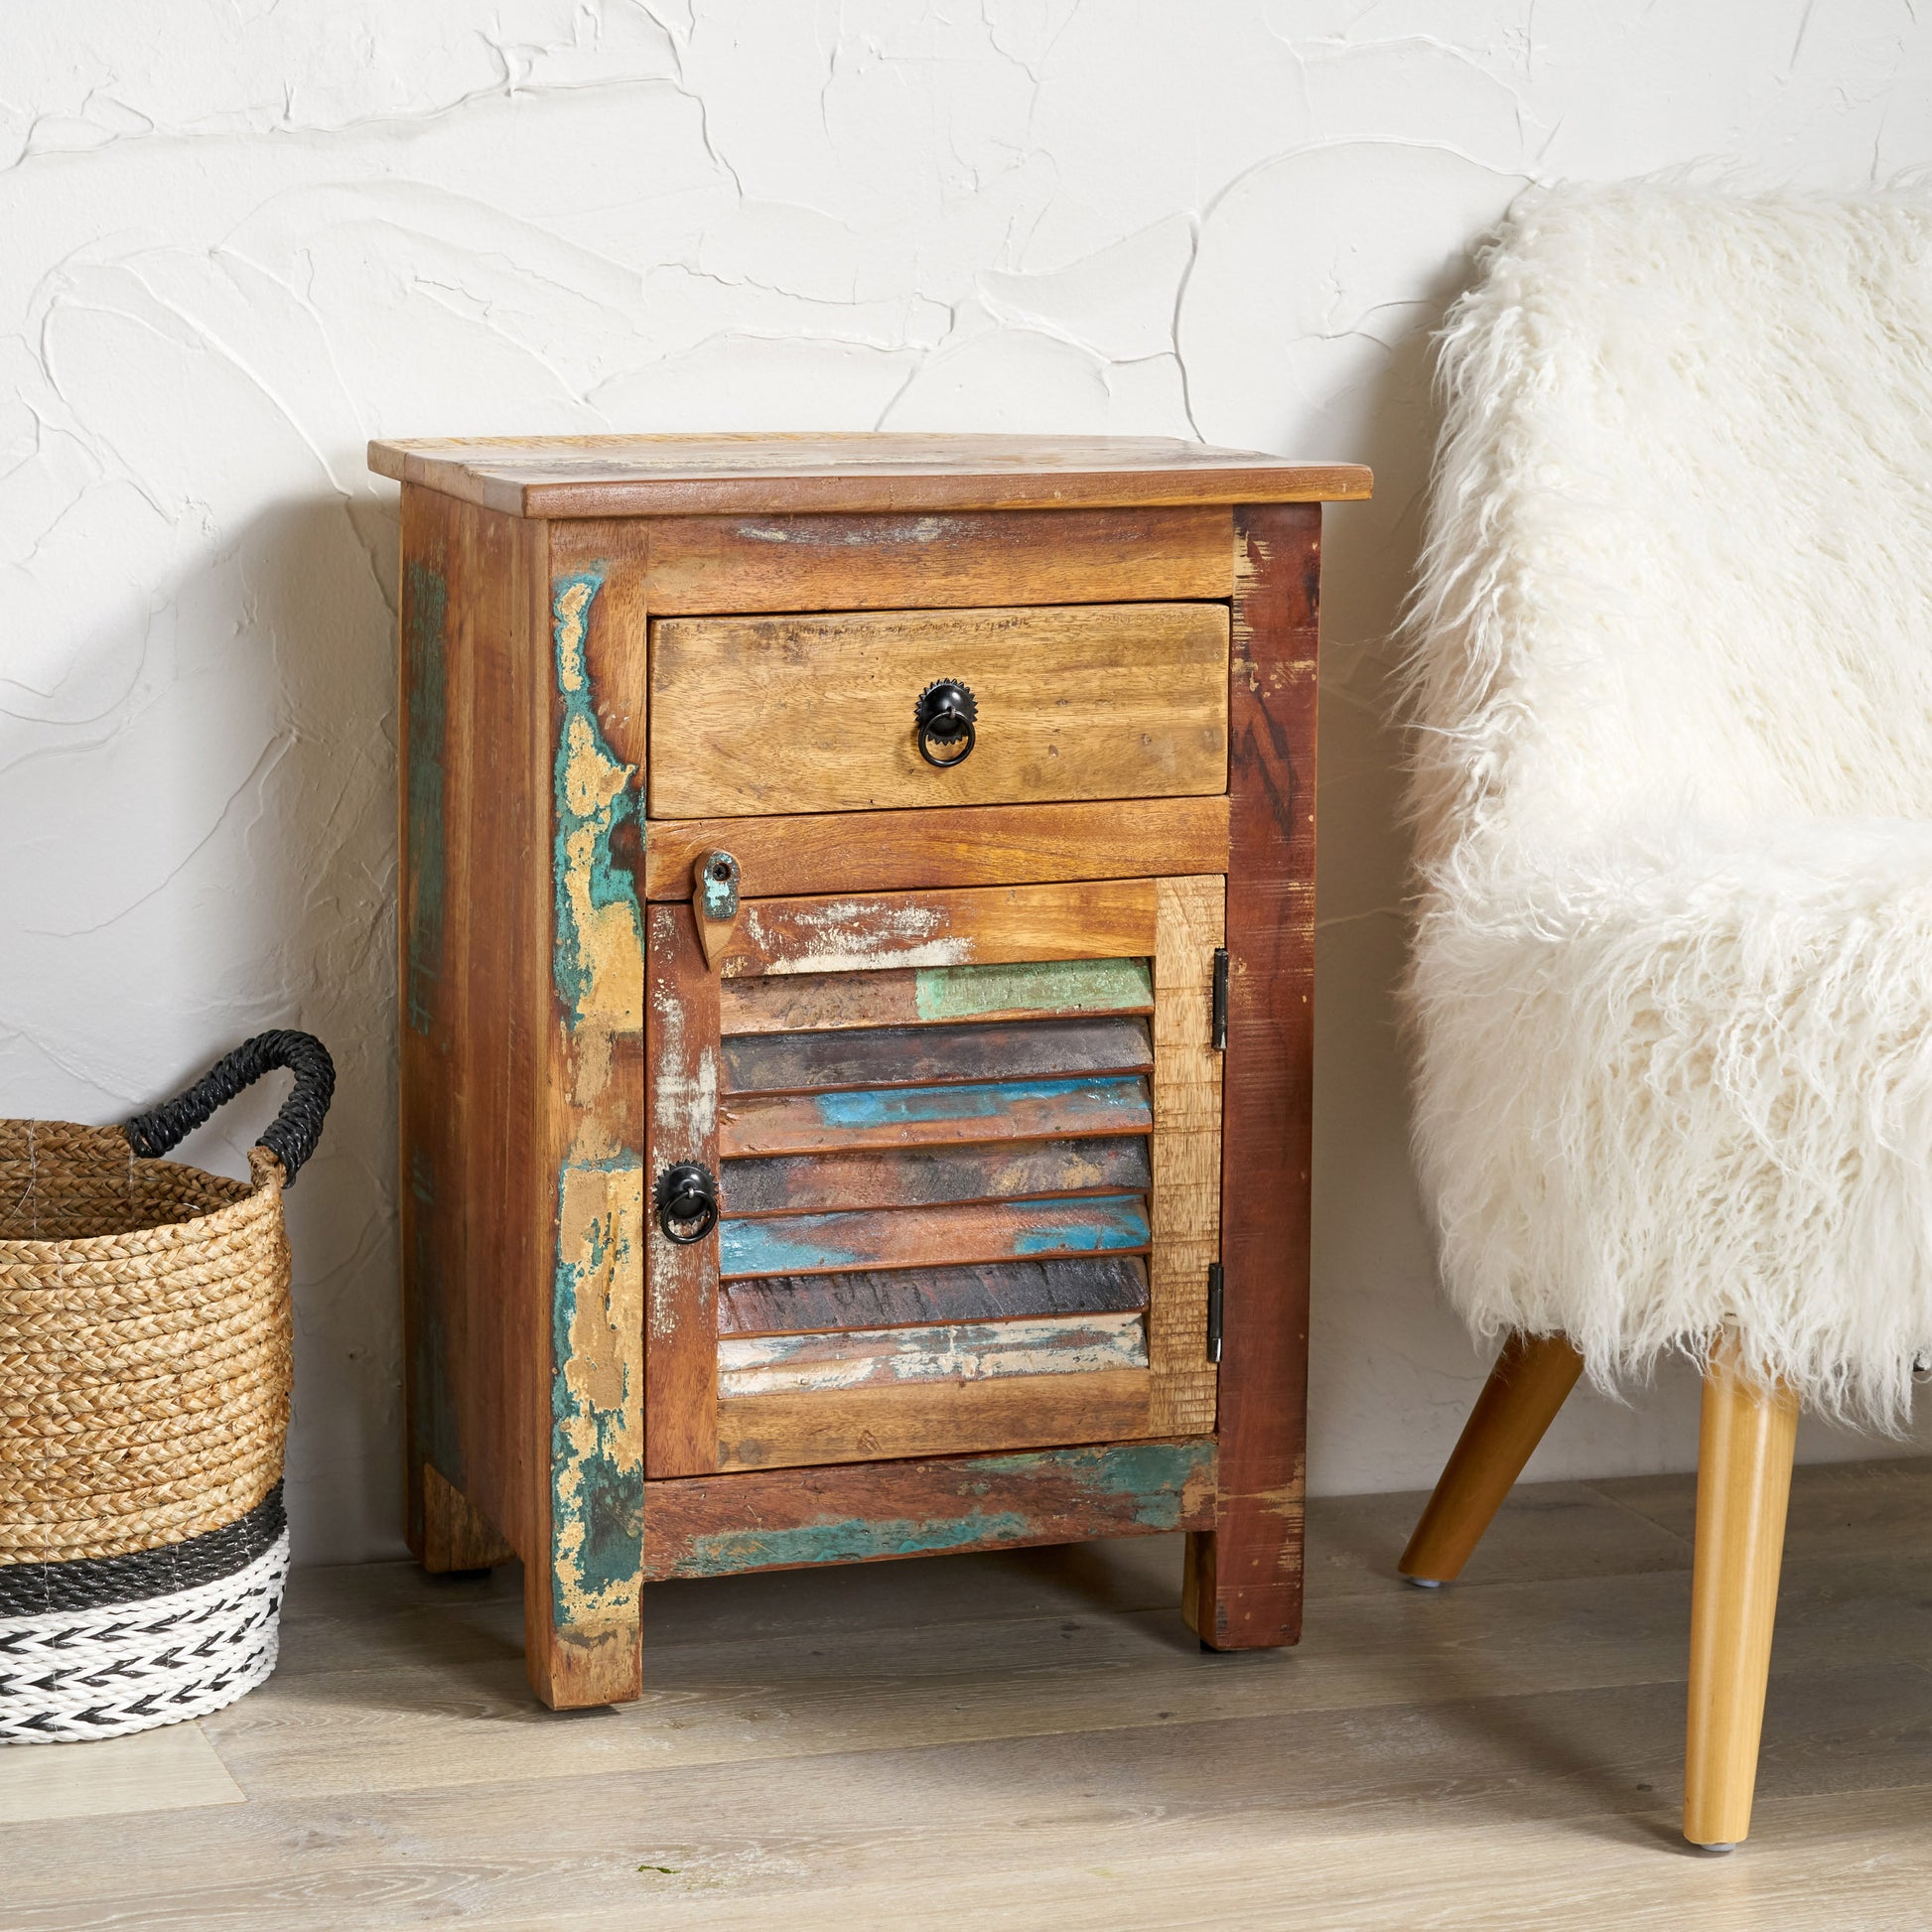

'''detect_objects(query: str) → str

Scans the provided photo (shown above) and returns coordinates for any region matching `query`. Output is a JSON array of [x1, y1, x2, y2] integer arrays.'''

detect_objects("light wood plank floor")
[[4, 1458, 1929, 1930]]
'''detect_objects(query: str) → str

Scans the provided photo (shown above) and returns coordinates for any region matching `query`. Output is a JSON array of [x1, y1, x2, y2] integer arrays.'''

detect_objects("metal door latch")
[[692, 849, 741, 969]]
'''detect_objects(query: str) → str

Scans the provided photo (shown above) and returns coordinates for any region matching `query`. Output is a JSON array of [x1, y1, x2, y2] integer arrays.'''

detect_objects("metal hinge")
[[1210, 947, 1229, 1050], [1205, 1262, 1224, 1364]]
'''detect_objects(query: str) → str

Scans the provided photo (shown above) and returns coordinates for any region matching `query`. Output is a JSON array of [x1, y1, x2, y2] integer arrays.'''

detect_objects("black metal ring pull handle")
[[914, 678, 978, 768], [655, 1163, 720, 1245], [123, 1030, 337, 1188]]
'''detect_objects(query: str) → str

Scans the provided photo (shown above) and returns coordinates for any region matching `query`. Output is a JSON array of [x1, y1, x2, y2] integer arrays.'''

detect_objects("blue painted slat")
[[718, 1073, 1155, 1161], [812, 1075, 1147, 1129], [719, 1192, 1152, 1280]]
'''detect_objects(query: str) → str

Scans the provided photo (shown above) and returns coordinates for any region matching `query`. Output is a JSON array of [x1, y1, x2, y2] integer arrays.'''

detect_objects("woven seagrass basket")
[[0, 1032, 333, 1743]]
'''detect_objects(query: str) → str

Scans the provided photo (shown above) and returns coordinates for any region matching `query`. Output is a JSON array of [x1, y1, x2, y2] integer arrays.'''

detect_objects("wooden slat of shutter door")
[[713, 948, 1160, 1415]]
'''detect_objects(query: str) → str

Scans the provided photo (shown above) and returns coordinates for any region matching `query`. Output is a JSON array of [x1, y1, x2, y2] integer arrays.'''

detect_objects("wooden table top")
[[366, 433, 1372, 519]]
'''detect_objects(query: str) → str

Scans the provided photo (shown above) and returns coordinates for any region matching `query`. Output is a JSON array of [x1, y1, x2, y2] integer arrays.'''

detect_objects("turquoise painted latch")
[[692, 848, 741, 969]]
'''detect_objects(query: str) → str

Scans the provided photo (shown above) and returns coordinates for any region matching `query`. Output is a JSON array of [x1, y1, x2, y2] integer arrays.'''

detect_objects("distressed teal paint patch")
[[913, 956, 1153, 1023], [567, 1450, 641, 1602], [550, 1152, 645, 1624], [1010, 1197, 1149, 1256], [717, 1213, 850, 1278], [810, 1075, 1147, 1131], [404, 560, 449, 1036], [675, 1510, 1036, 1577], [697, 853, 739, 921], [975, 1441, 1214, 1525], [550, 570, 642, 1023]]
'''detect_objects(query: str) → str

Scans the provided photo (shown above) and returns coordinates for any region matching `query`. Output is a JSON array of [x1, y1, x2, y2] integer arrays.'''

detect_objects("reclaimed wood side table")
[[370, 434, 1371, 1708]]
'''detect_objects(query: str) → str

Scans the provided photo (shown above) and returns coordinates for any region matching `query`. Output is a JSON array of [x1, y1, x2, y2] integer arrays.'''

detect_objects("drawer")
[[645, 602, 1229, 818]]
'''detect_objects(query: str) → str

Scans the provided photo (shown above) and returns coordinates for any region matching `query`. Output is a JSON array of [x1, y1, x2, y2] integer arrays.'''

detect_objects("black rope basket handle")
[[123, 1031, 336, 1187]]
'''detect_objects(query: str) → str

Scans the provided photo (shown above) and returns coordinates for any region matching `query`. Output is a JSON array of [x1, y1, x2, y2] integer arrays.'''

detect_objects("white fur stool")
[[1396, 182, 1932, 1851]]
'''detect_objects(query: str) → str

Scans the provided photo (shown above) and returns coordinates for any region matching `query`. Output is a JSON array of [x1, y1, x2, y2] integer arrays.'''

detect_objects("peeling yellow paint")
[[548, 570, 647, 1635]]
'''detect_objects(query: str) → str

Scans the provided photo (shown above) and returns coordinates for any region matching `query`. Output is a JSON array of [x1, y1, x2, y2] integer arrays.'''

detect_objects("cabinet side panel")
[[529, 523, 649, 1706], [398, 485, 462, 1557], [399, 486, 532, 1565], [1185, 501, 1321, 1650]]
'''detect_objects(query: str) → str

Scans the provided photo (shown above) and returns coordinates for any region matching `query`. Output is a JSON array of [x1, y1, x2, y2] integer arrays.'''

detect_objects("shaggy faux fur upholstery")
[[1402, 184, 1932, 1428]]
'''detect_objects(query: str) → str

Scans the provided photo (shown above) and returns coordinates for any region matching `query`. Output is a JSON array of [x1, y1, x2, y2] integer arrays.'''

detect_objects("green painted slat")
[[720, 956, 1155, 1036], [913, 956, 1154, 1023]]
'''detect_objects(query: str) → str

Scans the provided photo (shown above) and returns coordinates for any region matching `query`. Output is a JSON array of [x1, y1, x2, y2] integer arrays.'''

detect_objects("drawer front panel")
[[646, 603, 1230, 818]]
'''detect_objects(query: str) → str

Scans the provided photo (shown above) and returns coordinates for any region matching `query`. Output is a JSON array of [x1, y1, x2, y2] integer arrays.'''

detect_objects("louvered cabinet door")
[[643, 876, 1224, 1475]]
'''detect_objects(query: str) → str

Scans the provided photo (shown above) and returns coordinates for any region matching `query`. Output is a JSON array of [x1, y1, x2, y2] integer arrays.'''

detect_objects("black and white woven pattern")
[[0, 1487, 290, 1743], [0, 1484, 287, 1619]]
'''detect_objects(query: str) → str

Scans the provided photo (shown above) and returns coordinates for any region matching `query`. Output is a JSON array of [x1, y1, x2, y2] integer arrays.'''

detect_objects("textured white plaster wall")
[[6, 2, 1932, 1565]]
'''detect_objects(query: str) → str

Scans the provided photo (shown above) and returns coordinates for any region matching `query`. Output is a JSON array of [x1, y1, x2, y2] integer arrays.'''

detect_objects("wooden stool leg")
[[1398, 1332, 1585, 1584], [1684, 1335, 1798, 1850]]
